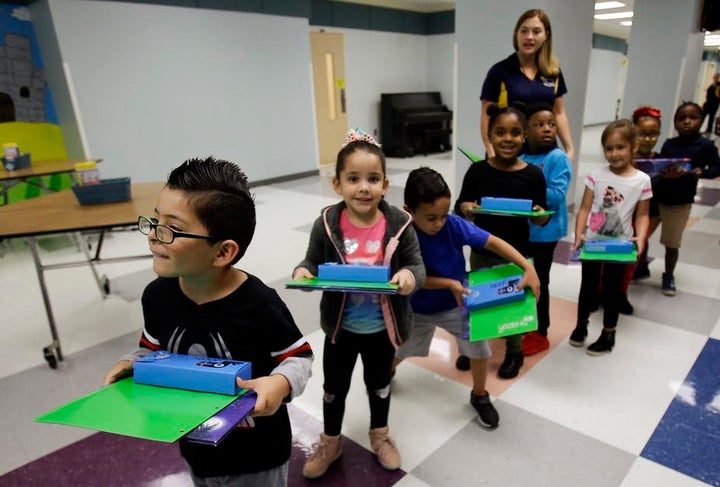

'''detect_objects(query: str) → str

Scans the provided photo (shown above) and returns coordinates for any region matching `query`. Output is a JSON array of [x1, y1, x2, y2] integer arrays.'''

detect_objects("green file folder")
[[34, 378, 244, 442], [286, 277, 399, 294]]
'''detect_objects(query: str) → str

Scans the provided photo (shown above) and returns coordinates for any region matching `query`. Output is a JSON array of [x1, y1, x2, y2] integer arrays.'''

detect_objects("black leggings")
[[529, 241, 558, 336], [577, 261, 625, 329], [322, 329, 395, 436]]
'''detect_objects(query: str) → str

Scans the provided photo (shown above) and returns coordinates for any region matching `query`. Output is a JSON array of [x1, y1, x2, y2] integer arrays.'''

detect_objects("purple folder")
[[184, 390, 257, 446]]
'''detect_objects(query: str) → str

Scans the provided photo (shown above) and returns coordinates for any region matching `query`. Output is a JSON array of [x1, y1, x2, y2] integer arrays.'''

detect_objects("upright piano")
[[380, 92, 452, 157]]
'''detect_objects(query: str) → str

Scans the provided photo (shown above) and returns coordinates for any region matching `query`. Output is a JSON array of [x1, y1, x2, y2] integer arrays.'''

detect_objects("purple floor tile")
[[695, 187, 720, 207], [553, 240, 578, 265], [0, 433, 189, 487], [1, 404, 405, 487]]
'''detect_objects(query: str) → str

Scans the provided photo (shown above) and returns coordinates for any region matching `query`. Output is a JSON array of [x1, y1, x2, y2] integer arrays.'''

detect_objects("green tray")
[[35, 378, 244, 442], [286, 277, 398, 294], [579, 247, 638, 263], [467, 263, 538, 341]]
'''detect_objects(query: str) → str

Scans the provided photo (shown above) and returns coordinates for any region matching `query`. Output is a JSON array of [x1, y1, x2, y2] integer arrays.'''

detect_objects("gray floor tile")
[[410, 401, 635, 487]]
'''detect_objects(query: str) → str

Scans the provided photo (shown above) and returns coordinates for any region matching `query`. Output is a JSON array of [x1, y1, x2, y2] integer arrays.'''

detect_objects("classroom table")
[[0, 181, 164, 368], [0, 158, 101, 205]]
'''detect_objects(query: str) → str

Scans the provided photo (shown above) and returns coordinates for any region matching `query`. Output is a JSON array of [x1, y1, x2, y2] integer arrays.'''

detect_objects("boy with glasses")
[[103, 157, 313, 487]]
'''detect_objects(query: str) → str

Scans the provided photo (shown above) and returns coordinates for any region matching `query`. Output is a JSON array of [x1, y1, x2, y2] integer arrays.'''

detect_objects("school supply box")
[[583, 239, 634, 254], [465, 275, 525, 310], [318, 263, 390, 283], [480, 197, 533, 213], [464, 263, 537, 341], [133, 351, 252, 395]]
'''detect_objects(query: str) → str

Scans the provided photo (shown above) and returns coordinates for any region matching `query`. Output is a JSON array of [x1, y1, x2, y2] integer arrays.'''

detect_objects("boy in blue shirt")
[[392, 167, 540, 428], [521, 103, 572, 355]]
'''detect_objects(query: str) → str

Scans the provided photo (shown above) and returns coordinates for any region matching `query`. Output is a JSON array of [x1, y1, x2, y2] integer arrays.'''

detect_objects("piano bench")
[[421, 128, 452, 156]]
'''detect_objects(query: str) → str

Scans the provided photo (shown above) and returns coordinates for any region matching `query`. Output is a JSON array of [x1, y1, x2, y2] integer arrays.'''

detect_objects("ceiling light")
[[620, 21, 632, 26], [595, 2, 625, 10], [594, 11, 634, 20]]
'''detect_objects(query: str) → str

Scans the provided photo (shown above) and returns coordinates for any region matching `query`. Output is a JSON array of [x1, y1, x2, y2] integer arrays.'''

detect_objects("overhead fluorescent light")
[[594, 11, 634, 20], [595, 2, 625, 10], [620, 21, 632, 26]]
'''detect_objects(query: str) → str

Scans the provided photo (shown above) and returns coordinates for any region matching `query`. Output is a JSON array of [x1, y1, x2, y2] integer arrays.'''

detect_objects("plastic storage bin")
[[71, 177, 131, 205], [2, 153, 31, 171]]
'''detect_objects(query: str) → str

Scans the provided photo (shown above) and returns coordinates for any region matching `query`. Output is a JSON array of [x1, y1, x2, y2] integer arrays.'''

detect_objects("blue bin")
[[71, 177, 131, 205], [2, 153, 31, 171]]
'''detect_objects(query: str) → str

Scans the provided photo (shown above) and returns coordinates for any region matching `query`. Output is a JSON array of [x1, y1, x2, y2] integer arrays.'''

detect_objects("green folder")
[[34, 378, 243, 442], [286, 277, 399, 294], [579, 247, 638, 263], [467, 263, 538, 341], [471, 207, 555, 217], [458, 146, 483, 163]]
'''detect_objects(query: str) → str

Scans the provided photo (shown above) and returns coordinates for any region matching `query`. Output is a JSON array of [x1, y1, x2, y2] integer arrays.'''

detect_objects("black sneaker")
[[569, 323, 588, 347], [632, 265, 650, 281], [470, 391, 499, 428], [455, 355, 471, 371], [586, 330, 615, 356], [619, 294, 634, 315], [662, 273, 676, 296], [497, 352, 523, 379]]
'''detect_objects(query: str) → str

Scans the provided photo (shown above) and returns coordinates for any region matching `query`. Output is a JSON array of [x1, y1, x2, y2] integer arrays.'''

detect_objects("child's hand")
[[236, 375, 291, 417], [572, 235, 586, 252], [529, 205, 550, 226], [631, 237, 645, 257], [293, 267, 314, 280], [391, 268, 416, 295], [103, 359, 133, 386], [517, 265, 541, 302], [449, 280, 471, 308], [458, 201, 479, 219]]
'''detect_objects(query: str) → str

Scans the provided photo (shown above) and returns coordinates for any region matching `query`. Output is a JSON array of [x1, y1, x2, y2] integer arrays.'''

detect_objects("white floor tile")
[[621, 457, 712, 487], [500, 319, 707, 454]]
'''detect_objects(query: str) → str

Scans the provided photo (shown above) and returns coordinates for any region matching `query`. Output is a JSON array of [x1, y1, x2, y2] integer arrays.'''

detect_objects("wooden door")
[[310, 31, 348, 166]]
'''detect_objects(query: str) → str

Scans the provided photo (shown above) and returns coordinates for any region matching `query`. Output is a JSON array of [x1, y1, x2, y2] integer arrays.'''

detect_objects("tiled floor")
[[1, 127, 719, 486]]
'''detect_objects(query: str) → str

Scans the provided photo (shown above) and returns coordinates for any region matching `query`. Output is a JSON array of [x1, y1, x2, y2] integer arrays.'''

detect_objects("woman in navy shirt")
[[480, 9, 574, 162]]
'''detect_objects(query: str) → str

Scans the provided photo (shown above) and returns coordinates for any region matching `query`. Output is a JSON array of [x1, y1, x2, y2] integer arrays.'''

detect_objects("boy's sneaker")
[[619, 294, 634, 315], [569, 322, 588, 347], [497, 351, 523, 379], [662, 273, 676, 296], [522, 331, 550, 356], [455, 354, 471, 371], [470, 391, 499, 428], [586, 330, 615, 356], [632, 264, 650, 281], [303, 433, 343, 479], [369, 427, 401, 470]]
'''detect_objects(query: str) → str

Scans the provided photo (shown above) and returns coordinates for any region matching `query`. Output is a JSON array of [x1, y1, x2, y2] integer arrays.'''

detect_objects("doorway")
[[310, 31, 348, 166]]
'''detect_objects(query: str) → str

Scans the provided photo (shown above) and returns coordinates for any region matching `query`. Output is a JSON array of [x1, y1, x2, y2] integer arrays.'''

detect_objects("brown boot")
[[302, 433, 343, 479], [369, 426, 401, 470]]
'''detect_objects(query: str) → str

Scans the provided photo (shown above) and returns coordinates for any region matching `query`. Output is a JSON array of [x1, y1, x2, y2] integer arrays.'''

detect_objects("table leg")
[[77, 230, 109, 299], [27, 237, 63, 368]]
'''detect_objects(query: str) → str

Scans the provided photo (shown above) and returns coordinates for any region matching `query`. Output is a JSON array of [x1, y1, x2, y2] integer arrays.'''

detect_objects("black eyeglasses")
[[137, 216, 217, 244]]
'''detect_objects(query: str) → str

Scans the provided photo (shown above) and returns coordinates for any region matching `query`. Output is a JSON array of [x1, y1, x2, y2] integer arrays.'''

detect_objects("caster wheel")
[[43, 347, 58, 369], [102, 276, 110, 295]]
